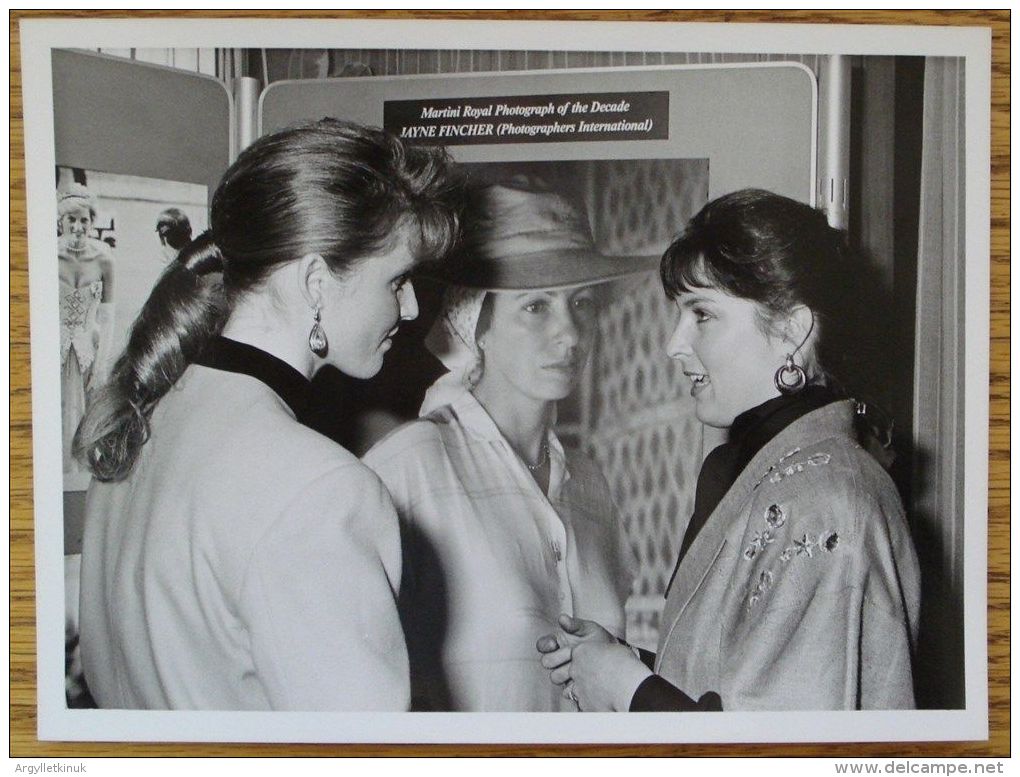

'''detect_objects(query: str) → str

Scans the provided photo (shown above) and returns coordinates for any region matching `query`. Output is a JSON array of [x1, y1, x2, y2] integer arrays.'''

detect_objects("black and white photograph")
[[18, 16, 991, 746]]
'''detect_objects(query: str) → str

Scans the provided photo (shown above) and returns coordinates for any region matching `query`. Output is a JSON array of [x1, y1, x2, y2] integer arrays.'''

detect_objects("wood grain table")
[[9, 8, 1010, 758]]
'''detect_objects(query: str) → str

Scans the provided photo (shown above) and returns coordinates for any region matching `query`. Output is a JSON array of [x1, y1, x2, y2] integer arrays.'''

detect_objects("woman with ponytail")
[[75, 119, 463, 710]]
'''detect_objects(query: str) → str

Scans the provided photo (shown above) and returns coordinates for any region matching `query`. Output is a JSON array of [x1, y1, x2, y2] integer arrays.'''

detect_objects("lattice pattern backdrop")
[[584, 159, 709, 650]]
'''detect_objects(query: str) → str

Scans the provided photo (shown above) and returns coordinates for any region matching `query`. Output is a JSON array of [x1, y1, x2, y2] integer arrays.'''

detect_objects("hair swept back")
[[660, 188, 854, 388], [75, 118, 464, 481]]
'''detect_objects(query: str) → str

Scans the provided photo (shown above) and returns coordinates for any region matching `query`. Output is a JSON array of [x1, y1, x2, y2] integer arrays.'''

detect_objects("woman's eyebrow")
[[678, 295, 712, 308]]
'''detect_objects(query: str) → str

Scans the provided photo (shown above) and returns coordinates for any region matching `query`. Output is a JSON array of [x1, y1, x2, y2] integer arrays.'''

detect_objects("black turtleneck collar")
[[727, 384, 840, 467], [193, 336, 312, 424], [665, 385, 841, 597]]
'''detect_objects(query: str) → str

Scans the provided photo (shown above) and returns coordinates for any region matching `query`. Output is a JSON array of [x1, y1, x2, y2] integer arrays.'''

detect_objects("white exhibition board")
[[261, 63, 816, 204]]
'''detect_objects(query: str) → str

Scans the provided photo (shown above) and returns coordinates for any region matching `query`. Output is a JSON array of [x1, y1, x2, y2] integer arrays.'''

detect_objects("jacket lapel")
[[657, 466, 752, 655]]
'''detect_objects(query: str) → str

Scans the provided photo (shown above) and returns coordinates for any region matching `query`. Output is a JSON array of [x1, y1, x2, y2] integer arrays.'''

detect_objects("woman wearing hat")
[[537, 189, 920, 711], [58, 182, 115, 486], [363, 180, 656, 711]]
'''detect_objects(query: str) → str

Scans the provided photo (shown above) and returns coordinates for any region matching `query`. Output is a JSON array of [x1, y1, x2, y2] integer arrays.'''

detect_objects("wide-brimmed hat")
[[433, 180, 659, 291]]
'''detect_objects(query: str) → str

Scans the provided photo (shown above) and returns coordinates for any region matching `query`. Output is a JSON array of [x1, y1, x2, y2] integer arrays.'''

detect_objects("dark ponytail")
[[73, 233, 226, 481], [73, 119, 462, 481]]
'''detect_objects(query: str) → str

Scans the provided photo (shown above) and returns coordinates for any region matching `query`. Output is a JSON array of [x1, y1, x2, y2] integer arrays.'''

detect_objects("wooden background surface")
[[9, 9, 1010, 758]]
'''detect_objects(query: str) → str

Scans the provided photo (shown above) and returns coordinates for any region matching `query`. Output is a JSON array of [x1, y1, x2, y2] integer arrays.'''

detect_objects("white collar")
[[448, 390, 571, 493]]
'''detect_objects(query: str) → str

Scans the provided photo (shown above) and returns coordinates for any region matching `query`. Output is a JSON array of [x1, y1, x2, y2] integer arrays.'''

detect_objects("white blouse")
[[364, 390, 632, 711]]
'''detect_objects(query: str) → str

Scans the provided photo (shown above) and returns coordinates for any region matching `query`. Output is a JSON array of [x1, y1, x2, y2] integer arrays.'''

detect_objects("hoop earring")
[[308, 306, 328, 358], [774, 354, 807, 395]]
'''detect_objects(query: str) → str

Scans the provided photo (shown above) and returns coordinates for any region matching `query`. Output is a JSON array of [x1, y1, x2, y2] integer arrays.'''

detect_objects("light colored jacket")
[[656, 401, 920, 710], [80, 363, 409, 710]]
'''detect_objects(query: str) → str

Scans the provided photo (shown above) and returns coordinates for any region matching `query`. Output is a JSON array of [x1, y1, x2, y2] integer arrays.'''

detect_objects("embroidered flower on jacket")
[[744, 526, 776, 561], [793, 534, 815, 557], [753, 465, 775, 490], [819, 531, 839, 552], [765, 504, 786, 528], [753, 530, 774, 551], [767, 452, 832, 483], [778, 531, 836, 563], [746, 569, 774, 610]]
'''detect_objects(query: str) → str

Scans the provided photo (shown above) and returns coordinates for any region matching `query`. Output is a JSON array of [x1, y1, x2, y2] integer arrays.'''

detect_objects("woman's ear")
[[296, 252, 329, 309], [783, 304, 816, 351]]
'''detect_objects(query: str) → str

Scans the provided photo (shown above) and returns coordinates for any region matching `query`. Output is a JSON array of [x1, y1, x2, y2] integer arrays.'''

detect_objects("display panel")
[[52, 49, 231, 199], [262, 63, 815, 202], [262, 64, 814, 657]]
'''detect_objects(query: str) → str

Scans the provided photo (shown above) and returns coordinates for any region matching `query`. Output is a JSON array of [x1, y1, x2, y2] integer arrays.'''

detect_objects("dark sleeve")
[[636, 647, 656, 670], [629, 674, 723, 712], [615, 636, 657, 671]]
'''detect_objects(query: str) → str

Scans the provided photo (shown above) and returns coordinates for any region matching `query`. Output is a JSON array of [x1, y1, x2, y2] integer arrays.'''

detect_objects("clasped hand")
[[535, 613, 652, 712]]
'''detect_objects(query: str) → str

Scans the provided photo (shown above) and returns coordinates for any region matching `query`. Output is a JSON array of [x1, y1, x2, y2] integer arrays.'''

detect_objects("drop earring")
[[308, 306, 328, 358], [773, 310, 814, 395], [774, 354, 807, 394]]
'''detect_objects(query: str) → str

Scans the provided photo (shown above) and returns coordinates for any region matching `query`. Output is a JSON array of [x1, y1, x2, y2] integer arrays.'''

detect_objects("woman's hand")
[[563, 641, 653, 712], [536, 613, 616, 680], [537, 614, 649, 711]]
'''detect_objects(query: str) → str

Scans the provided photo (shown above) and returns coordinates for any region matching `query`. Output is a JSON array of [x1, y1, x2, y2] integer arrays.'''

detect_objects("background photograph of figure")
[[57, 166, 207, 707]]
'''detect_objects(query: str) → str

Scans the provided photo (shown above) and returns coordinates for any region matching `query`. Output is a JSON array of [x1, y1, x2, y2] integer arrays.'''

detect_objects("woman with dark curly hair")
[[539, 188, 920, 712]]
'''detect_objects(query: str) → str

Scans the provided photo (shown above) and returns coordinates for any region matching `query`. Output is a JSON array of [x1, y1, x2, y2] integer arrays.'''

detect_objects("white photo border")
[[19, 15, 992, 745]]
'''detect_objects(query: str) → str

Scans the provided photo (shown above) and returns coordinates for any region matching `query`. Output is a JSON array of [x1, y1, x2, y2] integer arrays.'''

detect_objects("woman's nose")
[[555, 306, 581, 348], [399, 282, 419, 321], [666, 321, 692, 359]]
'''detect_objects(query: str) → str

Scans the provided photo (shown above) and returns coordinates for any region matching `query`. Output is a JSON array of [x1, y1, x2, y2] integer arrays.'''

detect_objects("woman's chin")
[[335, 354, 384, 380], [539, 379, 577, 403], [693, 406, 734, 429]]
